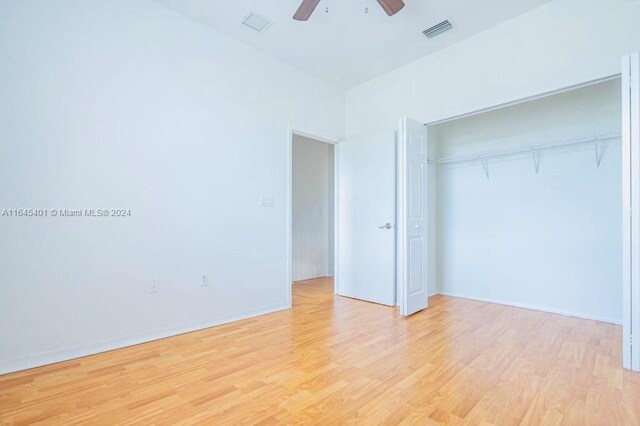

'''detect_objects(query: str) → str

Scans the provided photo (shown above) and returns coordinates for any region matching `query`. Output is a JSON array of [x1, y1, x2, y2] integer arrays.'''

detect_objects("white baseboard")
[[438, 291, 622, 325], [0, 303, 289, 376]]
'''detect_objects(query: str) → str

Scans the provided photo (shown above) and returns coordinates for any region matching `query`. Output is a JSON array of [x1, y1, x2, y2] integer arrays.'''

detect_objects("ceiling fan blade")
[[376, 0, 405, 16], [293, 0, 321, 21]]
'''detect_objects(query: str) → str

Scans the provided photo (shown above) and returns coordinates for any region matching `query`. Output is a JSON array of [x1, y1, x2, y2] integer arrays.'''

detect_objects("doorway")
[[288, 131, 336, 303]]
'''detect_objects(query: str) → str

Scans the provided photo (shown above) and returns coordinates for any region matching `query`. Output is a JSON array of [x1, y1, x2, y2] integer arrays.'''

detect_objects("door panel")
[[337, 132, 396, 306], [409, 237, 424, 293], [399, 117, 429, 316]]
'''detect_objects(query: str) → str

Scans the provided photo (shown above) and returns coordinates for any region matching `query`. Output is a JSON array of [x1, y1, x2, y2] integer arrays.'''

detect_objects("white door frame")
[[425, 74, 620, 127], [622, 53, 640, 371], [287, 127, 339, 307]]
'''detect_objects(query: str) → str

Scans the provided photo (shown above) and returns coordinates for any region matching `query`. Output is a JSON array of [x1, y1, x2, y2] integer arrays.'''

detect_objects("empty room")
[[2, 0, 640, 424]]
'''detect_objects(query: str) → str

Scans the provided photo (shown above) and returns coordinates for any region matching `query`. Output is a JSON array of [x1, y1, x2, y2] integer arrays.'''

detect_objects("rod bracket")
[[479, 157, 489, 179], [595, 136, 603, 167], [530, 146, 540, 174]]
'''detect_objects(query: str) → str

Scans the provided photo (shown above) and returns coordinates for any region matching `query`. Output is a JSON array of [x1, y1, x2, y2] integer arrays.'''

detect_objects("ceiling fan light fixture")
[[293, 0, 405, 20]]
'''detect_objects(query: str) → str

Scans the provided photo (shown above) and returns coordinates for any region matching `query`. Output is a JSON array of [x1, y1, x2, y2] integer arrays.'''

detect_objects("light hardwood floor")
[[1, 277, 639, 425]]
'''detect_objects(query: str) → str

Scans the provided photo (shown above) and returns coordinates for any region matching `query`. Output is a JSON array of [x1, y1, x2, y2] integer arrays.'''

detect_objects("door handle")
[[378, 223, 392, 230]]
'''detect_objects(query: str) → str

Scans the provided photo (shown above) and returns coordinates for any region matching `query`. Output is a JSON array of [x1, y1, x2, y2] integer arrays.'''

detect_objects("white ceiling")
[[156, 0, 553, 88]]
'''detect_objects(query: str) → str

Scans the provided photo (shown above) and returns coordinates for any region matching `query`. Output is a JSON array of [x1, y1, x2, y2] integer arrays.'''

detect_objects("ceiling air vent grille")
[[242, 13, 272, 33], [422, 20, 452, 38]]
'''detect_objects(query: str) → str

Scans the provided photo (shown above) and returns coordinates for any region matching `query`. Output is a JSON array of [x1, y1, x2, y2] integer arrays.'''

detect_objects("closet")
[[428, 79, 622, 324]]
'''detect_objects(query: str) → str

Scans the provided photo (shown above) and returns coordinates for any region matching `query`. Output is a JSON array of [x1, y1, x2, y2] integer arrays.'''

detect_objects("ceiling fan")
[[293, 0, 405, 21]]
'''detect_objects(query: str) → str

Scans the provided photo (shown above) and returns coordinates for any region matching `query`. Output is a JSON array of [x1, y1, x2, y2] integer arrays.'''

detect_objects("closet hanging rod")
[[437, 130, 621, 165]]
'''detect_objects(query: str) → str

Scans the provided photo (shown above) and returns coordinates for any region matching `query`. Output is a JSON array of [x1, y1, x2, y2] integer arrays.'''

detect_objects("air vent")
[[242, 13, 272, 33], [422, 20, 452, 38]]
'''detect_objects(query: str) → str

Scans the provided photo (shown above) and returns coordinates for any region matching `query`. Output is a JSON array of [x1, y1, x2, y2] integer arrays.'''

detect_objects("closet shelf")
[[437, 130, 622, 166]]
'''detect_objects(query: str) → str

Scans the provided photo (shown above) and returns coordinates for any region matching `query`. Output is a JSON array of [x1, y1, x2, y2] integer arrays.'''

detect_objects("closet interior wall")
[[430, 79, 622, 323]]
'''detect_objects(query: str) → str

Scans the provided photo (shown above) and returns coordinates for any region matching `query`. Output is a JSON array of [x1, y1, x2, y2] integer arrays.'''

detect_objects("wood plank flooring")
[[1, 277, 639, 425]]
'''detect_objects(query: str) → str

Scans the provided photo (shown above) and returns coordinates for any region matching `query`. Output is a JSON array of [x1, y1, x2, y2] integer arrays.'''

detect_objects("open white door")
[[623, 52, 640, 371], [398, 117, 429, 316], [337, 132, 396, 306]]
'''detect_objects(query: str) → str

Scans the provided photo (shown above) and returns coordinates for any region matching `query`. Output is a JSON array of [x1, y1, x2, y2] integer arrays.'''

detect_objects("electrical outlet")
[[200, 273, 209, 287], [150, 279, 159, 294]]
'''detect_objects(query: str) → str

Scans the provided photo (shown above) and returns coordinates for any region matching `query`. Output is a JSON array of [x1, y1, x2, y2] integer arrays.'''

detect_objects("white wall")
[[292, 136, 334, 281], [0, 0, 344, 374], [433, 80, 622, 323], [345, 0, 639, 310], [346, 0, 640, 137]]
